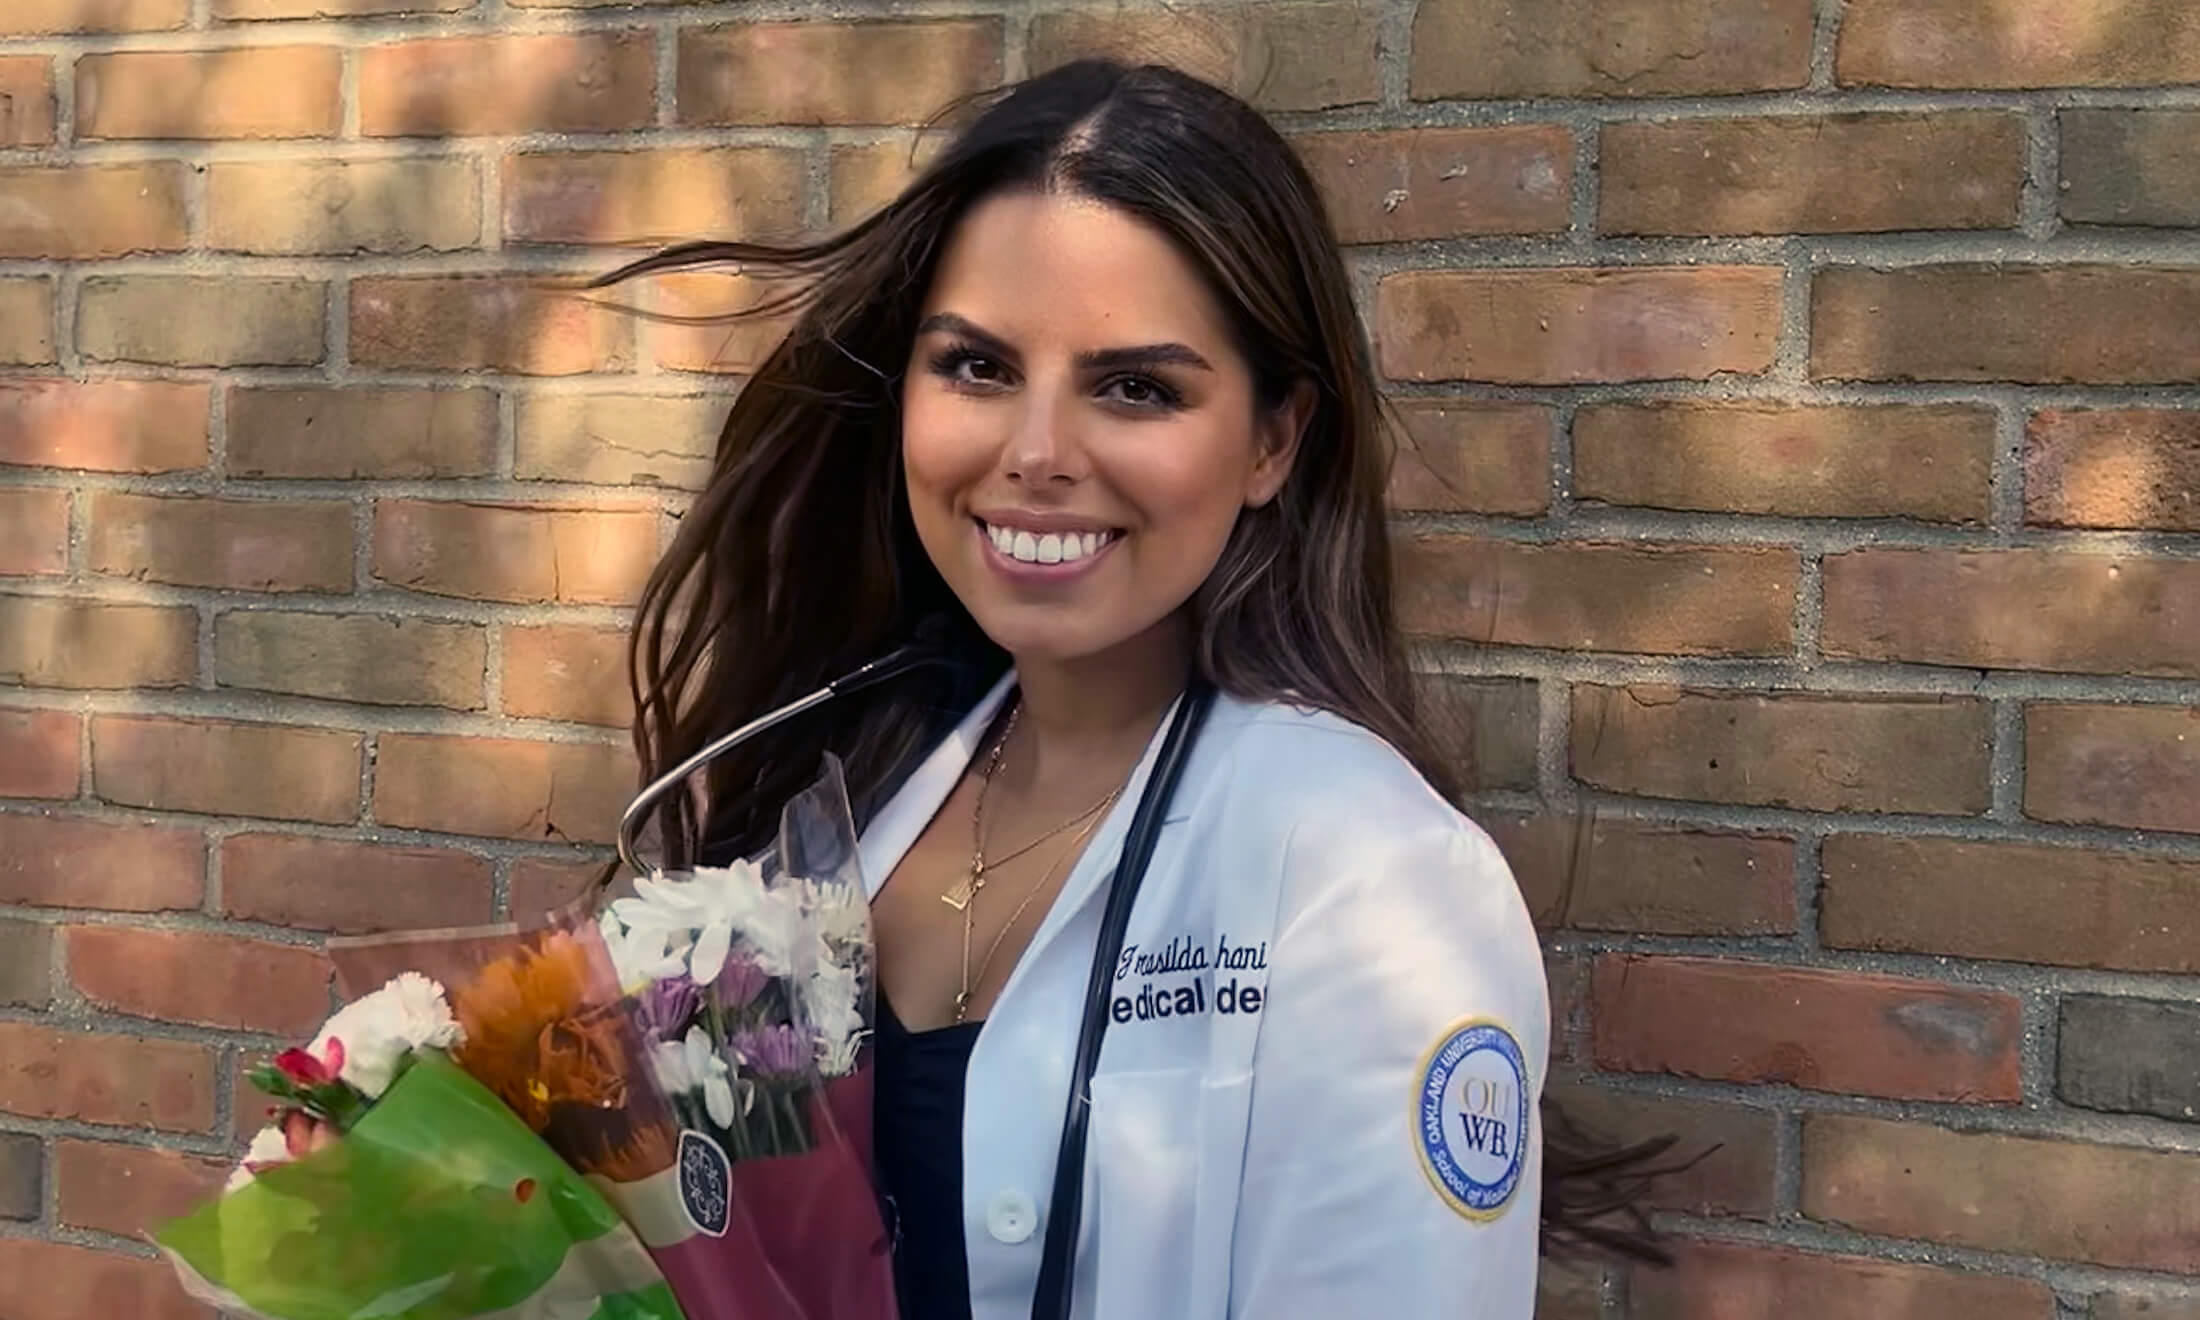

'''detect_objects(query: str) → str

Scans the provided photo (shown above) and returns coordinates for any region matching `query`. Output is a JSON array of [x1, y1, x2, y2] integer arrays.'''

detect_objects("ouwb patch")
[[1414, 1018, 1529, 1222]]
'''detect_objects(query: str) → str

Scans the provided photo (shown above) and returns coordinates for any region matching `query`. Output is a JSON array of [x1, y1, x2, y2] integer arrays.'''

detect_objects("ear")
[[1245, 377, 1315, 509]]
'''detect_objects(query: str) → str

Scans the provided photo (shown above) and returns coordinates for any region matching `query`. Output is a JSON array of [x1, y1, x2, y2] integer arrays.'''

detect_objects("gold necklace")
[[955, 796, 1118, 1023], [939, 701, 1117, 912]]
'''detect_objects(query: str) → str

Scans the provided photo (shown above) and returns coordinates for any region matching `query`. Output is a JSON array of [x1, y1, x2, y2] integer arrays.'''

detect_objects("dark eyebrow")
[[915, 312, 1214, 373]]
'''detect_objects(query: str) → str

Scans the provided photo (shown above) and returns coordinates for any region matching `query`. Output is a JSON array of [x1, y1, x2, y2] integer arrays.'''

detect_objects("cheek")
[[900, 386, 991, 510]]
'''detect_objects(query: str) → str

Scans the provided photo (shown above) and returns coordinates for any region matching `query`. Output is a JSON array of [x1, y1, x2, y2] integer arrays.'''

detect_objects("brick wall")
[[2, 1, 2197, 1316]]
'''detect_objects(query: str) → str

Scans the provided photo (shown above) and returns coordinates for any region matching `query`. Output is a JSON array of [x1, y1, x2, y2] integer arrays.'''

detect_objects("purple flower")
[[635, 976, 702, 1043], [712, 955, 769, 1010], [732, 1025, 810, 1080]]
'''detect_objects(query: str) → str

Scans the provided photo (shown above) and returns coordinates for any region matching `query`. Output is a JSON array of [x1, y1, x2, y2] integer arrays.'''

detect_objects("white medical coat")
[[856, 673, 1548, 1320]]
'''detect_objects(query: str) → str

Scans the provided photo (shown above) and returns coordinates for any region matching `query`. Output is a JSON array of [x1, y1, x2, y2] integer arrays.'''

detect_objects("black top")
[[874, 991, 983, 1320]]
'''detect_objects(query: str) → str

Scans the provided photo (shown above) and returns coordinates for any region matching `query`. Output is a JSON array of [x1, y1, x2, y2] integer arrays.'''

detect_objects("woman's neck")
[[1000, 616, 1192, 795]]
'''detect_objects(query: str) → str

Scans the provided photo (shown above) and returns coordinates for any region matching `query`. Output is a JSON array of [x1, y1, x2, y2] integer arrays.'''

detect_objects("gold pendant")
[[940, 867, 980, 912]]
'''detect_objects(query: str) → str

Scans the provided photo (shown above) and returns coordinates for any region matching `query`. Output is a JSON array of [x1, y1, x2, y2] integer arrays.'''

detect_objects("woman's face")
[[900, 189, 1303, 666]]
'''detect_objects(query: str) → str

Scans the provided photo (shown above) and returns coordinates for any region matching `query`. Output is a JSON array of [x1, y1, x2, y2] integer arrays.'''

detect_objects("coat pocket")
[[1085, 1067, 1252, 1320]]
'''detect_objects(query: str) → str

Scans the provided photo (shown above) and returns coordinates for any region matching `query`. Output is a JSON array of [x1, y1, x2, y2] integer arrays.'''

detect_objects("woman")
[[604, 58, 1651, 1320]]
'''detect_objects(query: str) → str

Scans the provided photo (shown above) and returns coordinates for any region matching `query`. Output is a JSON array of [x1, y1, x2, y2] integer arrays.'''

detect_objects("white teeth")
[[982, 522, 1115, 565]]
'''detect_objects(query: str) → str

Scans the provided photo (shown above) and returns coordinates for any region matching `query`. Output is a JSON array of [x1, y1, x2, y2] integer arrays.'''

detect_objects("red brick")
[[644, 271, 798, 375], [1804, 1114, 2200, 1270], [1296, 126, 1572, 243], [1812, 265, 2200, 385], [1823, 835, 2200, 974], [0, 925, 52, 1009], [0, 814, 202, 911], [1630, 1240, 2054, 1320], [222, 833, 494, 934], [1385, 401, 1550, 515], [0, 1239, 208, 1320], [93, 715, 362, 825], [0, 706, 77, 798], [0, 58, 55, 146], [1418, 674, 1540, 794], [69, 925, 329, 1035], [372, 500, 659, 606], [1396, 537, 1797, 655], [501, 623, 632, 727], [1543, 1084, 1778, 1217], [1545, 953, 1586, 1065], [350, 275, 632, 375], [1486, 813, 1794, 936], [1839, 0, 2200, 89], [2026, 703, 2200, 834], [2094, 1290, 2200, 1320], [515, 393, 725, 489], [829, 136, 939, 224], [509, 856, 606, 922], [207, 157, 481, 255], [1536, 1262, 1603, 1320], [504, 148, 806, 247], [1592, 955, 2022, 1102], [374, 733, 634, 845], [56, 1140, 226, 1237], [1602, 113, 2025, 235], [216, 0, 471, 15], [1031, 5, 1375, 111], [1574, 402, 1993, 522], [77, 47, 340, 139], [680, 19, 1002, 126], [1573, 686, 1991, 815], [1411, 0, 1813, 99], [80, 275, 326, 368], [1379, 267, 1783, 384], [2027, 409, 2200, 531], [0, 1022, 214, 1132], [0, 163, 187, 259], [2061, 109, 2200, 227], [0, 596, 196, 690], [216, 612, 487, 710], [361, 33, 652, 137], [0, 380, 209, 473], [0, 487, 68, 576], [0, 277, 54, 364], [1, 0, 188, 36], [229, 386, 498, 480], [1826, 548, 2200, 677], [87, 492, 351, 592]]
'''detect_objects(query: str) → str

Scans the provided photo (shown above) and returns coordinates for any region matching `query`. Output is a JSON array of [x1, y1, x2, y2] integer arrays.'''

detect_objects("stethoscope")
[[615, 628, 1216, 1320]]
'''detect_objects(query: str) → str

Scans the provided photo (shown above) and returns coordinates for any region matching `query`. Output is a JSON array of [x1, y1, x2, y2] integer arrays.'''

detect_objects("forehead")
[[921, 189, 1238, 355]]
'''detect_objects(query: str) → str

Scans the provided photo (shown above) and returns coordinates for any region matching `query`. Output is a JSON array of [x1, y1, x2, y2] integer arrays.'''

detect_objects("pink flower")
[[274, 1038, 345, 1087]]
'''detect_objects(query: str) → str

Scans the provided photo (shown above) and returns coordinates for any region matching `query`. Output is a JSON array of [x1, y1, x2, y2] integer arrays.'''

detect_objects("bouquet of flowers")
[[155, 970, 684, 1320], [308, 756, 896, 1320]]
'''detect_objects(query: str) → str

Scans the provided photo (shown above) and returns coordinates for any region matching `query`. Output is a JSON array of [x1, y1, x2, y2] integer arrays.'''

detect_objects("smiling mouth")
[[976, 519, 1122, 566]]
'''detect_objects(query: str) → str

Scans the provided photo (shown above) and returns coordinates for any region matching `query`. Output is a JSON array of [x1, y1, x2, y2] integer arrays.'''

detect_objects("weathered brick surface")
[[1573, 686, 1991, 814], [221, 833, 495, 933], [2026, 703, 2200, 834], [1804, 1114, 2200, 1271], [2057, 995, 2200, 1123], [0, 1023, 214, 1131], [227, 386, 499, 479], [79, 276, 327, 368], [1412, 0, 1814, 98], [1297, 127, 1572, 241], [55, 1140, 227, 1236], [500, 623, 633, 728], [215, 612, 487, 709], [1380, 266, 1784, 383], [1822, 834, 2200, 973], [1573, 402, 1993, 521], [2, 0, 189, 33], [0, 278, 54, 364], [0, 1238, 209, 1320], [207, 158, 481, 254], [0, 380, 209, 472], [361, 34, 654, 137], [0, 57, 51, 145], [1489, 812, 1795, 935], [0, 924, 52, 1010], [87, 492, 352, 592], [0, 163, 188, 259], [1593, 956, 2023, 1101], [2026, 409, 2200, 531], [680, 20, 1002, 125], [0, 595, 197, 689], [1631, 1240, 2055, 1320], [515, 393, 725, 489], [1544, 1083, 1778, 1217], [0, 487, 68, 576], [373, 733, 635, 844], [1032, 5, 1376, 111], [92, 714, 362, 824], [1396, 538, 1797, 655], [371, 500, 660, 605], [350, 276, 632, 375], [1601, 113, 2026, 235], [2062, 110, 2200, 227], [1813, 265, 2200, 384], [1839, 0, 2200, 89], [77, 47, 341, 139], [67, 925, 330, 1035], [504, 149, 806, 247], [0, 706, 78, 798], [1418, 674, 1540, 794], [1385, 401, 1551, 515], [0, 814, 203, 911]]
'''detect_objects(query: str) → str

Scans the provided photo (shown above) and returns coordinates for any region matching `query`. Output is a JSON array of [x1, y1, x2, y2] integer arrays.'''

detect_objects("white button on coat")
[[985, 1188, 1037, 1244], [857, 672, 1549, 1320]]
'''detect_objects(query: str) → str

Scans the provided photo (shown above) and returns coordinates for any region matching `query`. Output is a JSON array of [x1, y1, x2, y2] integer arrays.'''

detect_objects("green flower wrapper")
[[154, 1053, 686, 1320]]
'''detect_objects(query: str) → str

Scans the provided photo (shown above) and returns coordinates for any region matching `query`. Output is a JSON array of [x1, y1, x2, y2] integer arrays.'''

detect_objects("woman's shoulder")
[[1206, 690, 1501, 862]]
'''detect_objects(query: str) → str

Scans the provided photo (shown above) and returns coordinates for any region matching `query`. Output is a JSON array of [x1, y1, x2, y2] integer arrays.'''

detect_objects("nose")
[[1000, 383, 1086, 488]]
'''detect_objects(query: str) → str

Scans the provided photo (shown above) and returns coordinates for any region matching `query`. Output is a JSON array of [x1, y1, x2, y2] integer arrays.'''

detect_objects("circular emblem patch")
[[1414, 1019, 1529, 1222], [677, 1128, 731, 1238]]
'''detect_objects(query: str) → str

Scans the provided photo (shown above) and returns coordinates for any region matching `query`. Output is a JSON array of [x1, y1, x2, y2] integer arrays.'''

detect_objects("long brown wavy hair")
[[597, 57, 1679, 1264]]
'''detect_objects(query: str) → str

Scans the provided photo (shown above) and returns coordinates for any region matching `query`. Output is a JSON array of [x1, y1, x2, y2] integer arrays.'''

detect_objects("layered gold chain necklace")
[[944, 700, 1124, 1024]]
